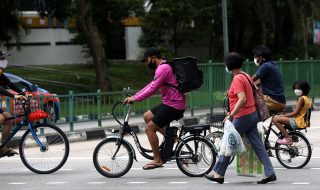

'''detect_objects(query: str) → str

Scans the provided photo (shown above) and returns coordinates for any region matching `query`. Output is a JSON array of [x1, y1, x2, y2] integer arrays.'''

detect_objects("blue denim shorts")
[[289, 117, 298, 129]]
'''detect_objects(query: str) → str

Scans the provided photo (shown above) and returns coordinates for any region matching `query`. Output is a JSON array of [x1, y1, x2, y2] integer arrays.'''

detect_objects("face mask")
[[294, 89, 303, 96], [0, 59, 8, 69], [147, 58, 157, 70], [254, 58, 260, 66], [225, 66, 232, 74]]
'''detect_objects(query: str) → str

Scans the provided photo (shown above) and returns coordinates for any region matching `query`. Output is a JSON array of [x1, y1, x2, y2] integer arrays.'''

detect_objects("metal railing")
[[2, 59, 319, 131]]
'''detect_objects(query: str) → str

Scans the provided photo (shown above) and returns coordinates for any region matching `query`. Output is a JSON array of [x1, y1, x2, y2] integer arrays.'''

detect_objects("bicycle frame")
[[0, 116, 46, 152], [264, 115, 306, 152], [111, 103, 154, 161], [110, 102, 204, 162], [0, 98, 47, 153]]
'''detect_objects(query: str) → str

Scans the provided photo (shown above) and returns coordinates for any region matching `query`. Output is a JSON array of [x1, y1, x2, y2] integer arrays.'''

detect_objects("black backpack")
[[164, 56, 203, 93]]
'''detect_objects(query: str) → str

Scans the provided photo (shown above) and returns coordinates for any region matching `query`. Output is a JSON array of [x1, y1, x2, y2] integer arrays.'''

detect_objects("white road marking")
[[169, 182, 189, 184], [87, 182, 107, 184], [8, 182, 26, 185], [292, 182, 310, 185], [127, 182, 147, 184], [46, 182, 68, 185], [60, 168, 73, 171], [211, 181, 229, 184]]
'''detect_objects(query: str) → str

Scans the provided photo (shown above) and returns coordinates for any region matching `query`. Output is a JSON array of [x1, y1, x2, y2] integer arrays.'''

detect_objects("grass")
[[6, 63, 153, 94]]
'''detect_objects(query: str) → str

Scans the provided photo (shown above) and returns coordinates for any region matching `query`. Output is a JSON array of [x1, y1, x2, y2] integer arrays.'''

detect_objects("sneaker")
[[276, 137, 293, 145]]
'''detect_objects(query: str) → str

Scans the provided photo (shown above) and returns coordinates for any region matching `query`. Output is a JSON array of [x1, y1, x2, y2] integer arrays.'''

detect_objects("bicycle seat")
[[284, 124, 306, 131]]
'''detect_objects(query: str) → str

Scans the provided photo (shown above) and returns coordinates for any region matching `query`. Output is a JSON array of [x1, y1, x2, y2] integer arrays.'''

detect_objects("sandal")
[[142, 163, 163, 170]]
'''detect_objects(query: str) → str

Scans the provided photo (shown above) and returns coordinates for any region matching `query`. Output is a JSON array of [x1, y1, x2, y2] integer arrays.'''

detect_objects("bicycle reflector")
[[102, 165, 111, 172], [28, 110, 49, 121]]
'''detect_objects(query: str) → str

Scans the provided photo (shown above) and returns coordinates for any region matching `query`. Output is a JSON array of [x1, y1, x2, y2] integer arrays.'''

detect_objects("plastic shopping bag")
[[236, 123, 265, 177], [219, 120, 246, 156]]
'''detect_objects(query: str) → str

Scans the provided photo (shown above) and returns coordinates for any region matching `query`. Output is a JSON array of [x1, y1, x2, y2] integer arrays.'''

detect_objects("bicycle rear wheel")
[[19, 124, 69, 174], [204, 132, 235, 165], [93, 138, 133, 178], [176, 136, 216, 177], [275, 132, 312, 169]]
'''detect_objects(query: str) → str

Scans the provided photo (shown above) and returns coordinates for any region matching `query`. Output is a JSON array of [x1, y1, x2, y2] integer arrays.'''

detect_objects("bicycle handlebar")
[[112, 101, 131, 126]]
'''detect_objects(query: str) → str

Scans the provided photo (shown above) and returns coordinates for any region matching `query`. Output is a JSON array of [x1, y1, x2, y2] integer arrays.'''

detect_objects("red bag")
[[28, 110, 49, 122]]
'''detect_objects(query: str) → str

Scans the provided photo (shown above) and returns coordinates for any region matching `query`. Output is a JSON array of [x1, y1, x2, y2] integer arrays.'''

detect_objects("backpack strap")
[[161, 61, 179, 90]]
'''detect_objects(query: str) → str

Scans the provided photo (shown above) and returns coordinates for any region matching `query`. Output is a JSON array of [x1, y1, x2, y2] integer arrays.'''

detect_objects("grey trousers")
[[213, 112, 275, 177]]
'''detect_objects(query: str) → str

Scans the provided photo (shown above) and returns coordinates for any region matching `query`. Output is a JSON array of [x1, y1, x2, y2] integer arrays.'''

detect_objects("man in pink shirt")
[[124, 47, 186, 170]]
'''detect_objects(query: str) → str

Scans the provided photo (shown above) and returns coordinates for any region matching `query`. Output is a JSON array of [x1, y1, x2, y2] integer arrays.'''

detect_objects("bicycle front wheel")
[[176, 136, 216, 177], [275, 132, 312, 169], [19, 124, 69, 174], [93, 138, 133, 178], [204, 132, 235, 165]]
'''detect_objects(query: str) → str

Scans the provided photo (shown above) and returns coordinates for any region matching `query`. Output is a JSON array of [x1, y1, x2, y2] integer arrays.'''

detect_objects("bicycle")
[[0, 96, 69, 174], [93, 101, 216, 178], [204, 111, 312, 169], [203, 113, 235, 165], [263, 111, 312, 169]]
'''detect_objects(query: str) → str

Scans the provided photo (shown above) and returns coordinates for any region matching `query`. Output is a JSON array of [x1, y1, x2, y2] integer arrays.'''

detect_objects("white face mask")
[[254, 58, 260, 66], [0, 59, 8, 69], [225, 66, 232, 74], [294, 89, 303, 96]]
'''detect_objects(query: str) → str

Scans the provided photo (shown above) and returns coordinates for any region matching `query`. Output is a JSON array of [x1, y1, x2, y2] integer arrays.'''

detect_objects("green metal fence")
[[4, 59, 320, 131]]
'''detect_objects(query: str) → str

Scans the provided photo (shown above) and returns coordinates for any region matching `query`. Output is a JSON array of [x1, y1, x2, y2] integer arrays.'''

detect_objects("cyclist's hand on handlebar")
[[123, 96, 135, 104], [14, 94, 27, 100]]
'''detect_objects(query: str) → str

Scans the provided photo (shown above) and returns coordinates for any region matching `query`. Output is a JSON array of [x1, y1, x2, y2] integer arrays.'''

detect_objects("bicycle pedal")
[[267, 149, 274, 157]]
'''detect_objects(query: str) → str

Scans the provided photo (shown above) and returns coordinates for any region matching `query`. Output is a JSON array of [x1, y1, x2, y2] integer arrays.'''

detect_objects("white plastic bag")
[[219, 120, 246, 156]]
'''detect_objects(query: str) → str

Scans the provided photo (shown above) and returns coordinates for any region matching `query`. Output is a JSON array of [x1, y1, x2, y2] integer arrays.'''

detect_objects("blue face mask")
[[225, 66, 232, 74]]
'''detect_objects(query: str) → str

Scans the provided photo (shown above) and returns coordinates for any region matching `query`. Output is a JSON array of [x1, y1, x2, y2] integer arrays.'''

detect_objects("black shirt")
[[0, 74, 24, 98]]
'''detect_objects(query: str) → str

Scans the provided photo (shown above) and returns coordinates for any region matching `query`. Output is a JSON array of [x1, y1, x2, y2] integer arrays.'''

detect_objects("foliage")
[[140, 0, 219, 57], [140, 0, 320, 61], [68, 0, 145, 56], [0, 0, 23, 47]]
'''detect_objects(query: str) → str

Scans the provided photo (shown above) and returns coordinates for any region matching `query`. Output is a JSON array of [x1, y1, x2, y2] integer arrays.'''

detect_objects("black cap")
[[141, 47, 160, 62], [0, 50, 10, 59]]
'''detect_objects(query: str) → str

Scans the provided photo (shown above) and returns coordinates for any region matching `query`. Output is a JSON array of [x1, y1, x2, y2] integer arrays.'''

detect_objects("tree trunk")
[[74, 0, 111, 92]]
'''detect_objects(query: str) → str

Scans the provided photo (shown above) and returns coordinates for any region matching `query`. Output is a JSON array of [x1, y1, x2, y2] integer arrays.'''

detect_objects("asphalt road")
[[1, 124, 320, 190]]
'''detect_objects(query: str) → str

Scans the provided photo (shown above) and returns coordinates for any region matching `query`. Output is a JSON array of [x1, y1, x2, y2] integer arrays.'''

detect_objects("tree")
[[140, 0, 204, 57], [39, 0, 144, 92], [0, 0, 24, 47], [293, 0, 320, 59]]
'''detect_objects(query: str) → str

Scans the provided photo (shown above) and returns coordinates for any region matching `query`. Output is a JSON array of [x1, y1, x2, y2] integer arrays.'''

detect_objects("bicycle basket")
[[206, 113, 225, 128], [14, 98, 49, 121], [14, 98, 39, 115]]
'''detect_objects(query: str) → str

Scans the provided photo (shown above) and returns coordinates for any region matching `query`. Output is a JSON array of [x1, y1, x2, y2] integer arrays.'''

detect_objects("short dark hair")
[[293, 80, 310, 95], [252, 45, 272, 61], [141, 47, 161, 62], [225, 52, 243, 71]]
